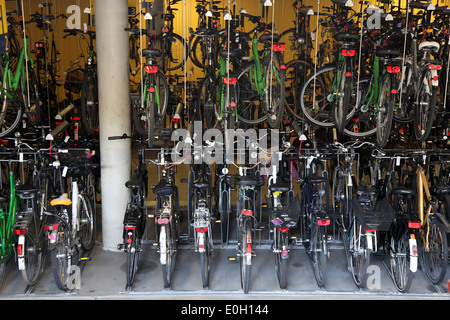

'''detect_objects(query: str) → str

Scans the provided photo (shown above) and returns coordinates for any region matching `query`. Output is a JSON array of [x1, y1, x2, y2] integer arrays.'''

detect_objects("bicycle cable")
[[398, 0, 411, 109]]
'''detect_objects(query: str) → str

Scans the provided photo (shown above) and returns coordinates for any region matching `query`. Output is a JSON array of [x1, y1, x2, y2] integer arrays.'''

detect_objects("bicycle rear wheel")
[[78, 193, 96, 251], [21, 61, 41, 127], [414, 69, 437, 141], [348, 220, 370, 288], [0, 66, 23, 138], [274, 228, 288, 289], [390, 229, 413, 293], [308, 223, 327, 288], [21, 212, 46, 286], [240, 218, 252, 293], [81, 69, 99, 136], [334, 60, 350, 134], [264, 52, 285, 128], [160, 222, 177, 289], [50, 221, 71, 291], [421, 218, 448, 285], [376, 73, 394, 147]]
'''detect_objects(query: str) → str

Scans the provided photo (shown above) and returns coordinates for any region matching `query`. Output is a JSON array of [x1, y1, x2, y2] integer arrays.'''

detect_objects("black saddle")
[[259, 34, 281, 43], [269, 181, 290, 193], [142, 48, 162, 57], [153, 179, 174, 197]]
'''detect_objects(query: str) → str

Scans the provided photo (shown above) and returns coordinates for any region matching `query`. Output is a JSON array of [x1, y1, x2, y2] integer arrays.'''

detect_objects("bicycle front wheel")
[[240, 218, 252, 293], [0, 65, 23, 138], [78, 193, 96, 251], [81, 69, 99, 136], [50, 221, 71, 291], [389, 229, 413, 293], [421, 218, 448, 285], [376, 73, 394, 148], [274, 228, 288, 289], [348, 220, 370, 288], [264, 51, 285, 128], [414, 68, 437, 141], [308, 224, 327, 288]]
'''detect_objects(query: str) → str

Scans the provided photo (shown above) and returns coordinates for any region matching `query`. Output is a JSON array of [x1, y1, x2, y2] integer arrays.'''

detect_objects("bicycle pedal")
[[228, 256, 237, 262], [80, 256, 91, 262]]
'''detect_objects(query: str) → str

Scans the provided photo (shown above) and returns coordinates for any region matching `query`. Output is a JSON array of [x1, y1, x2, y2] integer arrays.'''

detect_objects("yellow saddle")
[[50, 193, 72, 206]]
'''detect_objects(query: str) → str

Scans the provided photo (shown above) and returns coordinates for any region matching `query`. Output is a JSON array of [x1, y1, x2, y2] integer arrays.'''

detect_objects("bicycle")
[[63, 29, 98, 137], [188, 144, 214, 289], [235, 11, 286, 129], [298, 147, 333, 288], [267, 137, 300, 289], [126, 27, 169, 148], [0, 19, 40, 137], [110, 134, 148, 291], [45, 145, 97, 291], [148, 149, 182, 289]]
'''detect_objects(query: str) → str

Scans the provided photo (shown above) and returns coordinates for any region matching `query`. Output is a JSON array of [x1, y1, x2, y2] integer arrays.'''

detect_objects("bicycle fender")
[[409, 236, 418, 272]]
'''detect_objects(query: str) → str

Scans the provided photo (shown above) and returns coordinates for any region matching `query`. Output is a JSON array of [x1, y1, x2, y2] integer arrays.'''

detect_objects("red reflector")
[[273, 44, 285, 52], [196, 227, 208, 233], [428, 64, 435, 70], [199, 244, 204, 249], [282, 250, 288, 255], [171, 117, 180, 122], [73, 116, 81, 121], [125, 226, 136, 230], [17, 244, 23, 255], [280, 64, 286, 70], [157, 218, 169, 225], [127, 238, 132, 243], [149, 87, 156, 93], [317, 219, 330, 226], [365, 229, 376, 232], [408, 222, 421, 229], [387, 66, 401, 73], [14, 229, 26, 235], [342, 49, 355, 57], [246, 243, 252, 254], [241, 210, 253, 216], [436, 65, 442, 71], [433, 76, 439, 81], [224, 77, 237, 85], [144, 65, 158, 74], [346, 72, 352, 77], [44, 224, 59, 231], [391, 89, 397, 94], [277, 228, 290, 232]]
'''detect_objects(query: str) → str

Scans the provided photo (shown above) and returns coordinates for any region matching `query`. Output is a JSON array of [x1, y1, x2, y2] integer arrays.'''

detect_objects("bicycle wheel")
[[299, 64, 336, 128], [308, 223, 327, 288], [414, 68, 437, 141], [21, 212, 46, 285], [332, 167, 352, 231], [81, 69, 99, 136], [389, 229, 413, 293], [160, 222, 177, 289], [421, 217, 448, 285], [125, 223, 140, 289], [348, 219, 370, 288], [21, 61, 41, 127], [376, 73, 394, 147], [240, 218, 252, 293], [133, 72, 169, 143], [334, 60, 350, 134], [199, 231, 211, 289], [264, 51, 285, 128], [219, 182, 229, 244], [274, 228, 288, 289], [78, 193, 96, 251], [284, 59, 313, 121], [236, 61, 267, 125], [50, 221, 71, 291], [197, 75, 217, 129], [155, 33, 188, 72]]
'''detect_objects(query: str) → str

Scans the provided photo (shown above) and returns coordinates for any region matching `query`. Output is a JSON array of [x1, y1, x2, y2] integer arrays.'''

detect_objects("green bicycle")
[[236, 13, 286, 129], [0, 34, 41, 138], [0, 159, 19, 286]]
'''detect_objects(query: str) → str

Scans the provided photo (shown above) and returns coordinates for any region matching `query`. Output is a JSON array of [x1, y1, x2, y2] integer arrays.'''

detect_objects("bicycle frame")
[[0, 162, 18, 263]]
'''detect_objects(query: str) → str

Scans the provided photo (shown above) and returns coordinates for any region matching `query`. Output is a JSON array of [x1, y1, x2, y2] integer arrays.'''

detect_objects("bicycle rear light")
[[241, 209, 253, 216], [408, 222, 421, 229], [196, 227, 208, 233], [157, 218, 169, 225], [317, 219, 330, 226], [428, 64, 442, 70], [387, 66, 401, 73], [342, 49, 355, 57], [14, 229, 26, 235], [223, 77, 237, 85], [144, 65, 159, 74], [272, 44, 285, 52]]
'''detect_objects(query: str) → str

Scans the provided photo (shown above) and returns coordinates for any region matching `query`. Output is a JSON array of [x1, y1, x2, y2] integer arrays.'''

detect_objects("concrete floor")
[[0, 148, 448, 300]]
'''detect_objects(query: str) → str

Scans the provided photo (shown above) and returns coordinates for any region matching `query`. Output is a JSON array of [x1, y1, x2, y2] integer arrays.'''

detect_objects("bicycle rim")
[[422, 218, 448, 285], [390, 231, 413, 293]]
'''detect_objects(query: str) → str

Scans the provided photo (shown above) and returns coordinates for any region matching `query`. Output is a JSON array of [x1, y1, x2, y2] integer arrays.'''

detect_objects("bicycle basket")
[[64, 68, 83, 94], [268, 194, 300, 229], [351, 197, 395, 232]]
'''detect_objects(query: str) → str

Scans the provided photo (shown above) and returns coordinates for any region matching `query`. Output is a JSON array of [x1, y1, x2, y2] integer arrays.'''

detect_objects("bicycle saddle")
[[258, 34, 281, 43], [392, 186, 415, 198], [269, 180, 290, 192], [418, 41, 440, 53], [142, 48, 162, 57], [237, 176, 259, 187], [306, 176, 327, 185], [375, 48, 401, 57], [153, 179, 173, 197], [15, 183, 38, 196], [125, 174, 143, 190], [193, 176, 209, 189]]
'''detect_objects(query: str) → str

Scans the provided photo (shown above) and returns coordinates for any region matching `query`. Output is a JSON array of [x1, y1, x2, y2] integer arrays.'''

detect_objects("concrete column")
[[95, 0, 131, 251]]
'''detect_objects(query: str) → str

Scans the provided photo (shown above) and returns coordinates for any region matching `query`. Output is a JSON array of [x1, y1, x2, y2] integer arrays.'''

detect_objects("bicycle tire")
[[199, 234, 211, 289], [126, 227, 140, 289], [332, 167, 352, 231], [308, 224, 327, 288], [0, 68, 22, 138], [299, 64, 336, 128], [154, 33, 188, 72], [274, 228, 288, 289], [236, 61, 267, 125], [21, 61, 41, 127], [334, 60, 350, 134], [421, 217, 448, 285], [414, 68, 437, 141], [376, 73, 394, 148], [240, 217, 252, 293], [264, 51, 285, 128], [79, 193, 96, 251], [50, 221, 71, 291], [348, 220, 370, 288], [389, 228, 413, 293], [284, 59, 314, 121], [81, 69, 99, 136], [197, 75, 217, 129]]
